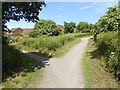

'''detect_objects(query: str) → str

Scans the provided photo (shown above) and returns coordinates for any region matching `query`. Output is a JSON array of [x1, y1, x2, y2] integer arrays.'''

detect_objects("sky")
[[6, 1, 118, 29]]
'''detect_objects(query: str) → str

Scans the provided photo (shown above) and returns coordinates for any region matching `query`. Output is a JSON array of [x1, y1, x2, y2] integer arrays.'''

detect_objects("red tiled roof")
[[10, 27, 22, 32]]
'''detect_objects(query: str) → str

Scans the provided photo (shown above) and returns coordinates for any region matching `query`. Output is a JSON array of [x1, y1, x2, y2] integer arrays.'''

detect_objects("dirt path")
[[22, 37, 91, 88]]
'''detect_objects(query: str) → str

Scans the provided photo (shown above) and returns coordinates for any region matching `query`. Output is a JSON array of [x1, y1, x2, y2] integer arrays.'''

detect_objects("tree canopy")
[[95, 5, 119, 33], [32, 19, 62, 37], [93, 5, 119, 41], [2, 2, 46, 31], [76, 22, 94, 33], [64, 22, 76, 33]]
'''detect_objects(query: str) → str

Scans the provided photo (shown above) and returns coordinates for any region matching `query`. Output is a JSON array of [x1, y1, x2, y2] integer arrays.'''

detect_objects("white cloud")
[[80, 5, 93, 10], [90, 2, 98, 5]]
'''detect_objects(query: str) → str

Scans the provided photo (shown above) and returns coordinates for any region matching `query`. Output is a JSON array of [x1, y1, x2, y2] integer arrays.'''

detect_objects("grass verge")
[[2, 44, 44, 88], [2, 69, 43, 88], [82, 38, 118, 88]]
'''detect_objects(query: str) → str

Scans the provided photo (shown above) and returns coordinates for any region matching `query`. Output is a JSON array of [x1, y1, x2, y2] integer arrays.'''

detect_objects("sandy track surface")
[[22, 37, 91, 88]]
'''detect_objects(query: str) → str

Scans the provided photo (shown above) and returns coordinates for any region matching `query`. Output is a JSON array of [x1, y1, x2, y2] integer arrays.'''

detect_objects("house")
[[8, 28, 33, 34], [10, 28, 23, 34], [58, 25, 64, 31]]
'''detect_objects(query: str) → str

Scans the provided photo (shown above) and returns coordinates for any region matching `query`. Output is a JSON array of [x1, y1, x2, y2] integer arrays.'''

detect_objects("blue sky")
[[6, 2, 117, 29]]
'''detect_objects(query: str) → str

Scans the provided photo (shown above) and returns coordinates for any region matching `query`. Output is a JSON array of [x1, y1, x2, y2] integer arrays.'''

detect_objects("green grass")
[[3, 69, 43, 88], [50, 38, 81, 57], [2, 43, 44, 88], [2, 33, 92, 88], [15, 33, 92, 58], [82, 38, 118, 88]]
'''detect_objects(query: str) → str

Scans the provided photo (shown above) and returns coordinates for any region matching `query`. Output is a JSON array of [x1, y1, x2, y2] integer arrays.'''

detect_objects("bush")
[[17, 33, 92, 58], [33, 19, 62, 37], [29, 31, 39, 38], [64, 22, 76, 33], [76, 22, 94, 33], [23, 34, 75, 51], [96, 31, 119, 81], [74, 33, 93, 38]]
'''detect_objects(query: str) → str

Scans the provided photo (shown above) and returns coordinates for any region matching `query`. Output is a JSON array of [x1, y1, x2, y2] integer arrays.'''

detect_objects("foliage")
[[94, 5, 119, 36], [16, 33, 92, 57], [76, 22, 94, 33], [5, 34, 23, 38], [96, 31, 120, 81], [2, 2, 46, 31], [92, 5, 120, 81], [2, 44, 44, 82], [28, 30, 39, 38], [83, 38, 118, 88], [33, 19, 62, 36], [74, 33, 93, 38], [64, 22, 76, 33], [21, 34, 75, 53]]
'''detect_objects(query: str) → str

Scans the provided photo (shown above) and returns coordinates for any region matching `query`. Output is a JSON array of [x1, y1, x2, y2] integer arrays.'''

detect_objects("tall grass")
[[16, 33, 92, 57], [23, 34, 75, 50]]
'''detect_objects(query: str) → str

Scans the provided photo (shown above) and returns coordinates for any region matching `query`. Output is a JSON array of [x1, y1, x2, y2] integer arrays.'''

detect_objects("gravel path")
[[22, 37, 91, 88]]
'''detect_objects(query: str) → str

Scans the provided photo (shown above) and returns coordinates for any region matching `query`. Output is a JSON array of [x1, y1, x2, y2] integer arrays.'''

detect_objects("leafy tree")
[[2, 2, 46, 82], [93, 5, 119, 41], [94, 5, 119, 34], [76, 22, 93, 33], [64, 22, 76, 33], [33, 19, 62, 36], [2, 2, 46, 31]]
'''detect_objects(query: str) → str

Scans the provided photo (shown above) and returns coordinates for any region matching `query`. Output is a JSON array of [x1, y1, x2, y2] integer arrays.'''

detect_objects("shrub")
[[33, 19, 62, 37], [29, 31, 39, 38], [64, 22, 76, 33], [16, 33, 93, 57], [96, 31, 119, 80], [76, 22, 94, 33], [23, 34, 75, 51]]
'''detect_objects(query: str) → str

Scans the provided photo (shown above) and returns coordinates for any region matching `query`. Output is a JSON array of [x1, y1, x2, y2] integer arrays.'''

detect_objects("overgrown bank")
[[2, 43, 44, 88], [15, 33, 93, 57], [83, 34, 118, 88], [2, 33, 92, 88]]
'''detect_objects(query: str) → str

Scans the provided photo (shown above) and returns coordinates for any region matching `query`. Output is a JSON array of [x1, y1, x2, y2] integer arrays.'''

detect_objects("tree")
[[95, 5, 118, 34], [76, 22, 93, 33], [93, 5, 119, 41], [64, 22, 76, 33], [33, 19, 62, 36], [2, 2, 46, 31]]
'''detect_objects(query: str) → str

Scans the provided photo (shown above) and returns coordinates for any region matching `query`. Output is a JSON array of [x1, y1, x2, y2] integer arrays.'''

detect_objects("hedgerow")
[[96, 31, 119, 81], [16, 33, 92, 57]]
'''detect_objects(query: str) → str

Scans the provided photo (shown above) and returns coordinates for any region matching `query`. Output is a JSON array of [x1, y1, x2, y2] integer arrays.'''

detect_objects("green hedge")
[[23, 34, 75, 51], [96, 31, 119, 81], [17, 33, 92, 57]]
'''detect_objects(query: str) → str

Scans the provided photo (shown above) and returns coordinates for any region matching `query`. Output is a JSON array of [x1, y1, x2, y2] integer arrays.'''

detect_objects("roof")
[[58, 25, 64, 28], [10, 28, 22, 32], [58, 25, 64, 30]]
